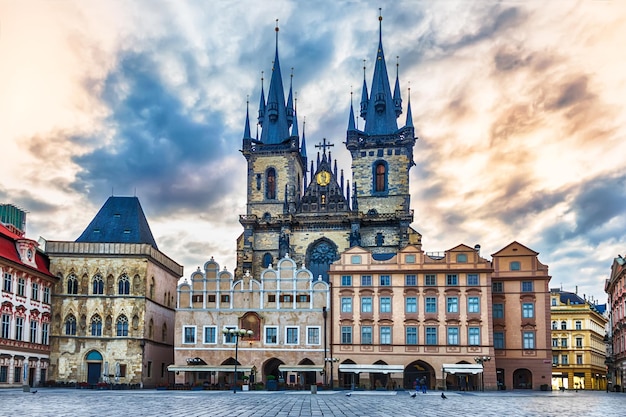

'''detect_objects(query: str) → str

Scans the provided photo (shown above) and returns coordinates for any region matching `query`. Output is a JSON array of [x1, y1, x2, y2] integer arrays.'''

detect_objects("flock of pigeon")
[[345, 391, 447, 399]]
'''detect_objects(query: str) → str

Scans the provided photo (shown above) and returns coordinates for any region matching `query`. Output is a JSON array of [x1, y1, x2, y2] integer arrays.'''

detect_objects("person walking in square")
[[420, 377, 427, 394]]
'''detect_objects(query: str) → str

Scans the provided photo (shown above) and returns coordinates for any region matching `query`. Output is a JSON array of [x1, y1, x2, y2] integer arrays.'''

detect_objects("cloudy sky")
[[2, 0, 625, 303]]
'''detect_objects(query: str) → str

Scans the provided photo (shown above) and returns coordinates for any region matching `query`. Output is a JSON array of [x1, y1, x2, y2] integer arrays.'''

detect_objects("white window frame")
[[264, 326, 278, 345], [203, 326, 217, 344], [306, 326, 320, 345], [285, 326, 299, 345], [183, 326, 196, 344]]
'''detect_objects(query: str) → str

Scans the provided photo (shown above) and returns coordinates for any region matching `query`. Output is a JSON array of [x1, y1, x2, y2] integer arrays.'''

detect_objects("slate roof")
[[76, 196, 158, 249]]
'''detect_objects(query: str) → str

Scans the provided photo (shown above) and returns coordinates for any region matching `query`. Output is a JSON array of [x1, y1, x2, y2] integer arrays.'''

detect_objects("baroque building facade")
[[549, 288, 607, 390], [1, 216, 56, 388], [172, 256, 329, 389], [45, 196, 183, 388], [605, 254, 626, 391]]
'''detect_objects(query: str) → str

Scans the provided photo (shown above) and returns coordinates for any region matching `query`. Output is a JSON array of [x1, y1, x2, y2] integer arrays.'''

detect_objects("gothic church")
[[236, 14, 421, 281]]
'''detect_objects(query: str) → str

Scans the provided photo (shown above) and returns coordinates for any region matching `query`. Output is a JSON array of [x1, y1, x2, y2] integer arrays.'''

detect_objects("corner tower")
[[345, 11, 417, 250]]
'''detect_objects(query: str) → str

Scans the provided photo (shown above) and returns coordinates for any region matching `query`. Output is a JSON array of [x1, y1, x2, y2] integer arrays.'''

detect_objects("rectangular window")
[[361, 326, 372, 344], [494, 331, 505, 349], [468, 327, 480, 345], [380, 297, 391, 313], [2, 273, 11, 292], [561, 338, 568, 348], [576, 354, 583, 365], [43, 287, 50, 304], [203, 326, 217, 344], [425, 274, 436, 286], [467, 297, 480, 313], [267, 294, 276, 303], [307, 327, 320, 345], [341, 297, 352, 313], [147, 361, 152, 378], [446, 274, 458, 286], [552, 338, 559, 347], [208, 294, 216, 302], [280, 294, 292, 303], [1, 314, 10, 339], [286, 327, 298, 344], [361, 297, 372, 313], [14, 367, 21, 383], [493, 303, 504, 318], [447, 327, 459, 345], [492, 282, 503, 293], [361, 275, 372, 286], [341, 275, 352, 286], [425, 327, 437, 345], [350, 255, 361, 264], [523, 332, 535, 349], [30, 321, 37, 343], [380, 326, 391, 344], [0, 366, 7, 383], [297, 294, 309, 303], [446, 297, 458, 313], [575, 321, 582, 330], [425, 297, 437, 313], [576, 337, 583, 348], [265, 327, 278, 344], [521, 281, 533, 292], [380, 275, 391, 286], [31, 283, 39, 301], [561, 355, 568, 365], [405, 274, 417, 286], [405, 255, 416, 263], [522, 303, 534, 318], [17, 278, 25, 296], [42, 323, 49, 345], [220, 294, 229, 303], [341, 326, 352, 344], [405, 297, 417, 313], [15, 317, 23, 341], [406, 326, 418, 345], [467, 274, 479, 286], [553, 355, 559, 365], [183, 326, 196, 344]]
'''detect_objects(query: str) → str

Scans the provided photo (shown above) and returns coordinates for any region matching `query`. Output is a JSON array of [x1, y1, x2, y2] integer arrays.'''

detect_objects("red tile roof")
[[0, 223, 54, 277]]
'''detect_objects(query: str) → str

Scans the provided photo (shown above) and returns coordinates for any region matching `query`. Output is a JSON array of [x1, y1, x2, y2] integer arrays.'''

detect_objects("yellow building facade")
[[550, 288, 608, 390]]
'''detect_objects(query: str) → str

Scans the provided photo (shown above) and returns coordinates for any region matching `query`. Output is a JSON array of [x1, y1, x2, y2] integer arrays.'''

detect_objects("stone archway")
[[263, 358, 284, 390], [404, 360, 436, 390], [513, 368, 533, 389], [85, 350, 103, 385], [338, 359, 357, 389]]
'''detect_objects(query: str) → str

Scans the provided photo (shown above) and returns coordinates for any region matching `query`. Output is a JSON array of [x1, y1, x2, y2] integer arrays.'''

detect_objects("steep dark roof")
[[76, 196, 158, 249], [559, 291, 585, 305]]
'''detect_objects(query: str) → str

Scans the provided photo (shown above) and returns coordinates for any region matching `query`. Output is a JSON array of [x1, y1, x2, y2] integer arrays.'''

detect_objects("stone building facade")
[[172, 256, 329, 389], [605, 254, 626, 390], [549, 288, 607, 390], [1, 221, 57, 388], [328, 245, 497, 391], [45, 197, 183, 388]]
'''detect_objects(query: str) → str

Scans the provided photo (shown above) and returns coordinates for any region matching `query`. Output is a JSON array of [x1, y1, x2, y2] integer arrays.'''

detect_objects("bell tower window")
[[266, 168, 276, 200], [374, 162, 387, 192]]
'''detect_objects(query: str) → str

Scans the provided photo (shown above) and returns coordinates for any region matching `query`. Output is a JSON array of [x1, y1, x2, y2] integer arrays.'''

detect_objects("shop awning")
[[338, 364, 404, 374], [167, 365, 254, 373], [442, 364, 483, 374], [278, 365, 324, 372]]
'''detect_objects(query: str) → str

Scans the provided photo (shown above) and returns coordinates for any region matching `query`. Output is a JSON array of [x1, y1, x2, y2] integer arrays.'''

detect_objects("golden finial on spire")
[[275, 18, 279, 32], [379, 8, 382, 21]]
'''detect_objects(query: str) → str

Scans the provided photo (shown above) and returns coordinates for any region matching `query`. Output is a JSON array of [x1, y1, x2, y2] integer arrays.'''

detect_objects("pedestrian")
[[420, 377, 427, 394]]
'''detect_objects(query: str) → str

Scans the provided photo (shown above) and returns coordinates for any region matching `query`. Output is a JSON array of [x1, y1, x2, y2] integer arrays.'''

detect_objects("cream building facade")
[[45, 197, 183, 388], [172, 256, 329, 390], [549, 288, 607, 390]]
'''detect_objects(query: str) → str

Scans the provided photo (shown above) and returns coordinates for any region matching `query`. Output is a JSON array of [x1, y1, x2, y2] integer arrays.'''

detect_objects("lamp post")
[[325, 357, 339, 389], [474, 356, 491, 391], [223, 328, 253, 393]]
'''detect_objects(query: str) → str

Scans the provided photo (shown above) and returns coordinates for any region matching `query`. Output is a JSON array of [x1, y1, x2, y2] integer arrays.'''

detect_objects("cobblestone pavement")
[[1, 388, 625, 417]]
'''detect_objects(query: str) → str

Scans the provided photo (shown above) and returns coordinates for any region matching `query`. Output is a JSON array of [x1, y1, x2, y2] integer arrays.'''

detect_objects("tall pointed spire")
[[257, 71, 265, 127], [348, 90, 356, 131], [243, 97, 252, 139], [393, 56, 402, 118], [260, 20, 291, 144], [363, 9, 398, 135], [300, 116, 307, 158], [291, 91, 299, 137], [405, 86, 413, 128], [287, 68, 295, 128], [360, 60, 368, 119]]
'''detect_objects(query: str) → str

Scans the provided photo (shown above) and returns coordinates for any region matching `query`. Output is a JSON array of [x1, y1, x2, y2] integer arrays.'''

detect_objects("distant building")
[[1, 222, 57, 388], [172, 256, 329, 390], [0, 204, 27, 237], [328, 245, 496, 391], [549, 288, 608, 390], [491, 242, 552, 390], [606, 254, 626, 391], [45, 196, 183, 388]]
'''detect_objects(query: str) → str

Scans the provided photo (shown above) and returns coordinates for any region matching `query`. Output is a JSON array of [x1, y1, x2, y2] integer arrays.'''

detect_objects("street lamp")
[[325, 357, 339, 389], [223, 328, 254, 393], [474, 356, 491, 391]]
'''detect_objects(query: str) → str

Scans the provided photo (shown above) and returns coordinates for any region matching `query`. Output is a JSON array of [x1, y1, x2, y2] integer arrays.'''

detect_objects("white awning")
[[278, 365, 324, 372], [167, 365, 254, 373], [338, 364, 404, 374], [442, 364, 483, 374]]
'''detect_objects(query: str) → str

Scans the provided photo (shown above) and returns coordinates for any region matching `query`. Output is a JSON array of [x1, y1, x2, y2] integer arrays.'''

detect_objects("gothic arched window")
[[65, 315, 77, 335], [266, 168, 276, 200], [67, 274, 78, 295], [90, 315, 102, 336], [374, 162, 387, 192], [263, 253, 273, 268], [307, 240, 338, 283], [92, 274, 104, 295], [116, 315, 128, 337], [118, 274, 130, 295]]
